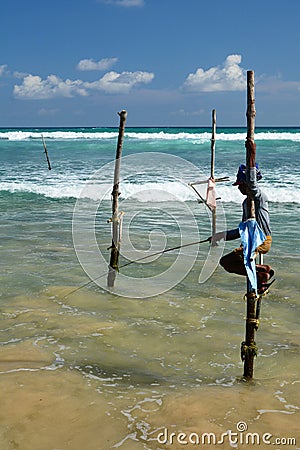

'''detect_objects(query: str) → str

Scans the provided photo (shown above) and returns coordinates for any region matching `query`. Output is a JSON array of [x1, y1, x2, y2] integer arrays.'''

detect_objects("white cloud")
[[86, 71, 154, 94], [13, 70, 154, 99], [38, 108, 59, 116], [77, 57, 118, 71], [171, 108, 205, 117], [13, 74, 89, 99], [183, 54, 246, 92], [0, 64, 8, 76], [13, 71, 29, 79], [256, 75, 300, 94]]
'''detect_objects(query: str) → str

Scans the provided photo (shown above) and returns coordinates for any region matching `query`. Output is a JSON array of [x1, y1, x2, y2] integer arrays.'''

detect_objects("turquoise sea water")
[[0, 127, 299, 449]]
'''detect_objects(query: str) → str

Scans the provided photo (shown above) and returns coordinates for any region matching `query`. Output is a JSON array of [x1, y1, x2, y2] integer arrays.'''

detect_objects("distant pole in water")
[[189, 110, 229, 236], [242, 70, 257, 379], [210, 109, 217, 236], [107, 110, 127, 288], [41, 134, 52, 170]]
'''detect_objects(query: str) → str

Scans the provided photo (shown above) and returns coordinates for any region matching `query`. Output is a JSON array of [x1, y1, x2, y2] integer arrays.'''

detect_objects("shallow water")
[[0, 282, 299, 449], [0, 128, 299, 449], [1, 228, 299, 449], [1, 199, 300, 449]]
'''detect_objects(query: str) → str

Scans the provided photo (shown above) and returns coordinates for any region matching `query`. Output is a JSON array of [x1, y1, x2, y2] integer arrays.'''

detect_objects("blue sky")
[[1, 0, 299, 127]]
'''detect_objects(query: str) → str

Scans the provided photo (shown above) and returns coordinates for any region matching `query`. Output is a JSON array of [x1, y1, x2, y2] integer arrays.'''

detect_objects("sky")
[[1, 0, 299, 127]]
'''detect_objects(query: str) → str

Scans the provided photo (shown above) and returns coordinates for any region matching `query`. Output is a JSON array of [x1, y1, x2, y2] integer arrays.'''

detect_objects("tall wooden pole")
[[242, 71, 257, 379], [107, 110, 127, 288], [211, 109, 217, 236]]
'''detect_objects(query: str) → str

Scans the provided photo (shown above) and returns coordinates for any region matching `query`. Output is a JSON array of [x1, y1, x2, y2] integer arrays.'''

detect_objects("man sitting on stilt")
[[210, 138, 274, 295]]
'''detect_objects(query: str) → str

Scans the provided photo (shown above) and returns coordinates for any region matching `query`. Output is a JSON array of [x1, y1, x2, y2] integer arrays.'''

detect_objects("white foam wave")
[[216, 185, 300, 204], [1, 130, 300, 142], [0, 130, 119, 141], [0, 181, 85, 199], [1, 180, 300, 204], [216, 131, 300, 142]]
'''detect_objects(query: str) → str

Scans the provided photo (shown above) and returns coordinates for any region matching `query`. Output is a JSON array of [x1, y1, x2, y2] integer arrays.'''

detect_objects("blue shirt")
[[227, 167, 272, 240]]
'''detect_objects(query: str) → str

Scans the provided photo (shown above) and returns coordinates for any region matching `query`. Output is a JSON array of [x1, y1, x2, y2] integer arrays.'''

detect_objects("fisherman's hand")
[[209, 231, 226, 246]]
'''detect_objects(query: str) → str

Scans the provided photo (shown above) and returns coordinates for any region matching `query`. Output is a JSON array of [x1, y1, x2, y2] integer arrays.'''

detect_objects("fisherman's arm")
[[209, 228, 240, 245]]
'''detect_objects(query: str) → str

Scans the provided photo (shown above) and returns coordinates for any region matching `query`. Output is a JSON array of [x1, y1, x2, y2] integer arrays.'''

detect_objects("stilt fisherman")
[[210, 138, 274, 294]]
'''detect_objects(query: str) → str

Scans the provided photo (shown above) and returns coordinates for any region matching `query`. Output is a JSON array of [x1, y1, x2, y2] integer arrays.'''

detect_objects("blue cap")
[[233, 163, 262, 185]]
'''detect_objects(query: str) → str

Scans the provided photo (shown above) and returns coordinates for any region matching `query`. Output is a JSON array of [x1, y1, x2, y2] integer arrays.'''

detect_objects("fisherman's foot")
[[257, 279, 275, 296], [257, 272, 270, 284], [256, 264, 272, 273], [269, 268, 275, 279], [256, 267, 275, 284]]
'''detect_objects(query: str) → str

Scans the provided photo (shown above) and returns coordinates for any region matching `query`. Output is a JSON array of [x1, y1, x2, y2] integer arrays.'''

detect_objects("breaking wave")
[[1, 129, 300, 142], [1, 179, 300, 204]]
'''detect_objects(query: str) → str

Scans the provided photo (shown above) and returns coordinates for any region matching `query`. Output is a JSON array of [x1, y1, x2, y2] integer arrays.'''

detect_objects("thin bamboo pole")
[[41, 135, 52, 170], [242, 71, 257, 379], [107, 110, 127, 288], [211, 109, 217, 236]]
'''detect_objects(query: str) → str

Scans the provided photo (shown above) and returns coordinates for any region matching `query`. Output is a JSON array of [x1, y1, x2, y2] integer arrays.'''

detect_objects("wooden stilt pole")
[[41, 134, 52, 170], [255, 253, 263, 321], [189, 110, 228, 223], [107, 110, 127, 288], [242, 71, 257, 379], [210, 109, 217, 236]]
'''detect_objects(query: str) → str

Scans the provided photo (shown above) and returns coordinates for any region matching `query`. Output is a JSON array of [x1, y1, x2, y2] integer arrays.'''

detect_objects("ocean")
[[0, 126, 299, 449]]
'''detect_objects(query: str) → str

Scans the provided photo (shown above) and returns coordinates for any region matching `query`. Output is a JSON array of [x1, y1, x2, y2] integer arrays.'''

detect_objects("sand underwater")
[[1, 219, 299, 449]]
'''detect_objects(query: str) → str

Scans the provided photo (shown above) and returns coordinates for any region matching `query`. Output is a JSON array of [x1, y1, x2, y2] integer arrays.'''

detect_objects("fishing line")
[[61, 237, 211, 299]]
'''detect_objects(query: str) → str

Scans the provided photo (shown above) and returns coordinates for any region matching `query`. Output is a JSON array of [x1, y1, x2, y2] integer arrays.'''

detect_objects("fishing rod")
[[62, 237, 211, 299]]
